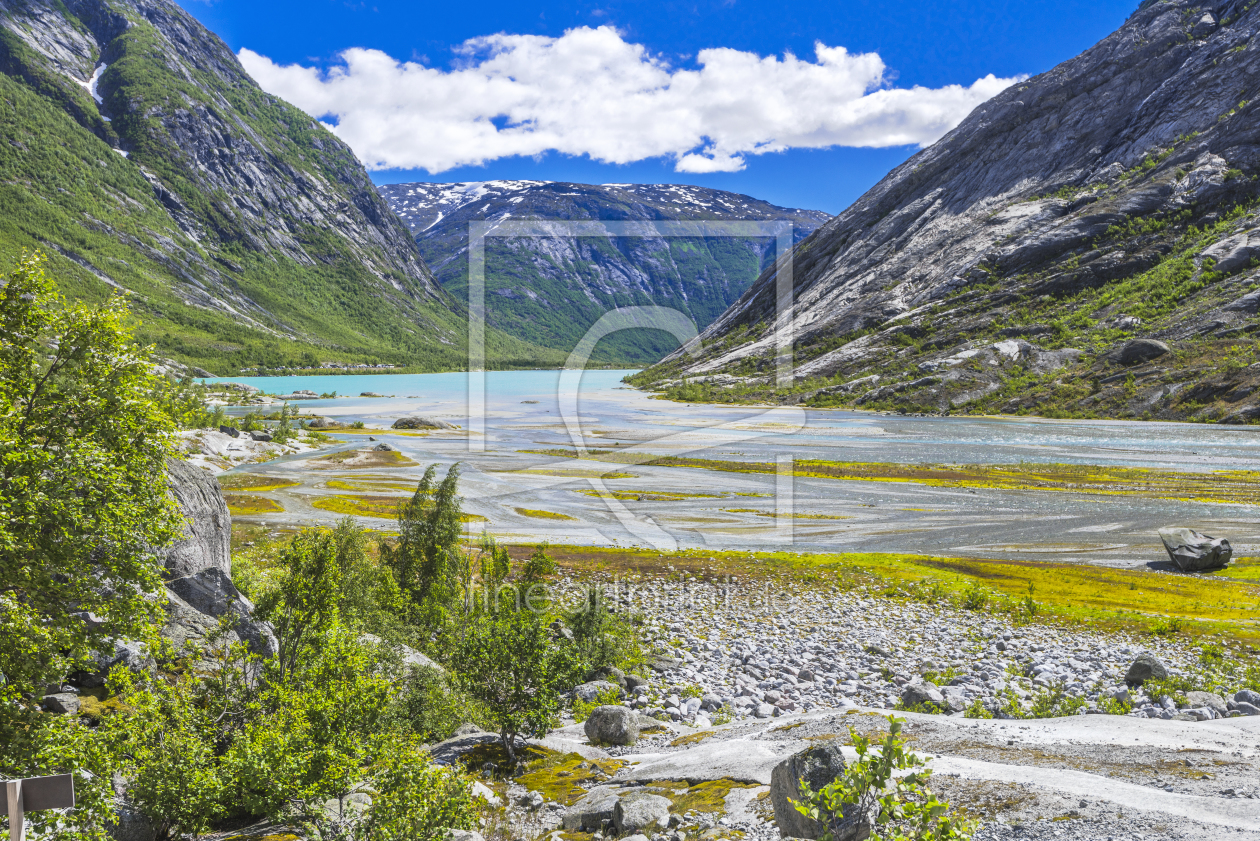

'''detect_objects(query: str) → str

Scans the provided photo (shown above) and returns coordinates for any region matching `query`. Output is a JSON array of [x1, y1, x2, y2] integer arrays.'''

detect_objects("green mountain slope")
[[0, 0, 555, 375]]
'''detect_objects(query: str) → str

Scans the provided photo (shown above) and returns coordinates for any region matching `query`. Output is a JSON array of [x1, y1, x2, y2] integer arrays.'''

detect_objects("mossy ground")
[[514, 508, 577, 520], [217, 475, 300, 493], [224, 494, 285, 515], [310, 494, 485, 522], [499, 544, 1260, 648], [325, 478, 419, 492], [514, 752, 625, 805], [307, 449, 419, 469]]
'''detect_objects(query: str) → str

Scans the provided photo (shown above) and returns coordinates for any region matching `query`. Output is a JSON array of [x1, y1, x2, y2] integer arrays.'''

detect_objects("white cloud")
[[238, 27, 1020, 174]]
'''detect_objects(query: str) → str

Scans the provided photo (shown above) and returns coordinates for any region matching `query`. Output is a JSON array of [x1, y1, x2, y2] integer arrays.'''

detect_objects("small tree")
[[273, 402, 295, 443], [0, 251, 181, 702], [792, 716, 972, 841], [449, 605, 571, 765], [362, 736, 476, 841], [382, 464, 468, 629], [255, 529, 343, 681]]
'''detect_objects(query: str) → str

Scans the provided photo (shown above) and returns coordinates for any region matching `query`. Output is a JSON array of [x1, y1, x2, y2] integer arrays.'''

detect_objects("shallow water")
[[204, 370, 1260, 563]]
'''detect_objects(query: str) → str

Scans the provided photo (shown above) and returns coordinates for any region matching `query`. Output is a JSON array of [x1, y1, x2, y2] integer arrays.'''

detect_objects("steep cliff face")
[[379, 180, 828, 362], [638, 0, 1260, 422], [0, 0, 496, 374]]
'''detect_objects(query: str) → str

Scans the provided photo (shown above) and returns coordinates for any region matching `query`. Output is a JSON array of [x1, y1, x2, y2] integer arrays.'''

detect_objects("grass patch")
[[310, 494, 486, 523], [500, 544, 1260, 647], [224, 494, 285, 515], [571, 488, 723, 501], [490, 468, 639, 479], [659, 779, 758, 814], [514, 508, 577, 521], [324, 478, 419, 492], [216, 474, 300, 492], [306, 448, 418, 469], [670, 730, 721, 747]]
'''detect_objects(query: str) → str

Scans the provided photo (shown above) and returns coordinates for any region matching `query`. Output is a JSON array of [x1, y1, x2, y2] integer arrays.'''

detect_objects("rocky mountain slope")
[[0, 0, 547, 375], [635, 0, 1260, 423], [379, 181, 828, 363]]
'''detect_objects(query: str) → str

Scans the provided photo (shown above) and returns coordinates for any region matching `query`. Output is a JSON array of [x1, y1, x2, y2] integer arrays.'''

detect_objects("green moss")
[[217, 475, 300, 492], [224, 494, 285, 515], [514, 752, 626, 805], [514, 507, 577, 520]]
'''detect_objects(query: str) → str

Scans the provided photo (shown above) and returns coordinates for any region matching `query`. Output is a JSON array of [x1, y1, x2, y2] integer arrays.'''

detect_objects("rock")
[[108, 802, 156, 841], [426, 731, 502, 766], [1232, 701, 1260, 716], [446, 831, 484, 841], [392, 416, 455, 430], [1224, 290, 1260, 313], [218, 425, 240, 437], [647, 654, 682, 672], [1158, 527, 1231, 571], [1184, 691, 1228, 717], [41, 692, 80, 715], [373, 443, 395, 451], [753, 703, 775, 718], [700, 693, 724, 712], [564, 786, 622, 830], [1110, 338, 1170, 366], [360, 392, 384, 397], [575, 681, 625, 702], [454, 723, 485, 737], [900, 680, 945, 709], [307, 417, 338, 428], [625, 674, 647, 692], [770, 745, 866, 841], [585, 705, 639, 746], [362, 632, 444, 674], [1124, 653, 1168, 686], [613, 791, 671, 834], [518, 791, 545, 810], [588, 665, 627, 688], [248, 430, 272, 442], [321, 791, 372, 822], [1235, 689, 1260, 707]]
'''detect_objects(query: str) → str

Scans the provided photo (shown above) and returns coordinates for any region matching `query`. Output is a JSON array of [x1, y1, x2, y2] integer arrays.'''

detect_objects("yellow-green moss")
[[217, 474, 300, 492], [308, 449, 418, 469], [224, 494, 285, 515], [514, 507, 577, 520], [325, 478, 418, 492], [670, 730, 720, 747], [513, 752, 626, 805]]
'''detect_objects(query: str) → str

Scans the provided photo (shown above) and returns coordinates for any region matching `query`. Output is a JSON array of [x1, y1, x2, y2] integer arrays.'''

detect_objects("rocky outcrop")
[[160, 459, 276, 657], [380, 180, 828, 362], [638, 0, 1260, 423], [1157, 527, 1232, 571], [0, 0, 467, 376]]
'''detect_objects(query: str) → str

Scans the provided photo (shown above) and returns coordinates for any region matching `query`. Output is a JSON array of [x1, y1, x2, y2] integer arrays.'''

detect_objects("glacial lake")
[[203, 369, 1260, 565]]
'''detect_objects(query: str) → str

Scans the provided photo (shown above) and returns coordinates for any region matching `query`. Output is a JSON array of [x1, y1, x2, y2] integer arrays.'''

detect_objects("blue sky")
[[183, 0, 1136, 214]]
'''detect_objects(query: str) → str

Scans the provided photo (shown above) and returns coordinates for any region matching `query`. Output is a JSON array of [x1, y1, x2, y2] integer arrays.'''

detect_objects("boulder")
[[1184, 691, 1228, 717], [41, 692, 80, 715], [218, 425, 240, 438], [393, 416, 455, 430], [700, 693, 724, 712], [574, 680, 624, 702], [1190, 12, 1217, 37], [446, 831, 484, 841], [1158, 527, 1231, 571], [248, 430, 272, 442], [360, 392, 384, 397], [646, 654, 682, 672], [900, 680, 945, 709], [362, 632, 444, 674], [307, 417, 340, 429], [1224, 290, 1260, 313], [563, 786, 622, 830], [770, 745, 867, 841], [1233, 701, 1260, 716], [625, 674, 647, 692], [1110, 338, 1170, 366], [585, 705, 639, 746], [613, 791, 671, 834], [1235, 689, 1260, 707], [1201, 232, 1260, 273], [1124, 653, 1168, 686], [373, 443, 395, 451]]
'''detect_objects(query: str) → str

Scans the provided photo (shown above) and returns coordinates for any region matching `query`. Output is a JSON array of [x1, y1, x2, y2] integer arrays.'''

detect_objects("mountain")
[[0, 0, 550, 375], [378, 180, 829, 363], [634, 0, 1260, 423]]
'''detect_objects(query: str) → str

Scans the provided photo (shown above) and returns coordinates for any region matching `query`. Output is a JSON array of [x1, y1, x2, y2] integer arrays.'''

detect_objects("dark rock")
[[1158, 527, 1232, 572], [1110, 339, 1170, 366], [625, 674, 647, 692], [1125, 653, 1168, 686], [900, 680, 945, 709], [392, 416, 455, 430], [218, 425, 240, 437], [360, 392, 384, 397], [563, 786, 621, 831], [248, 430, 272, 442], [584, 705, 639, 746], [1224, 290, 1260, 313], [646, 655, 682, 672], [41, 692, 81, 715], [770, 745, 867, 841], [307, 417, 339, 428], [373, 442, 395, 451]]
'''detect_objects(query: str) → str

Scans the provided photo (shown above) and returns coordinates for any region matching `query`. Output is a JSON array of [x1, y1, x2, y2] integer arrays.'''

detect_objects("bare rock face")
[[770, 745, 868, 841], [641, 0, 1260, 423], [160, 459, 277, 657]]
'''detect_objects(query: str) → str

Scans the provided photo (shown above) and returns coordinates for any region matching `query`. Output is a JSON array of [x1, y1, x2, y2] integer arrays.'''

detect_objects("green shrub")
[[963, 698, 994, 719], [393, 665, 491, 741], [792, 716, 972, 840], [361, 737, 477, 841], [573, 686, 625, 723]]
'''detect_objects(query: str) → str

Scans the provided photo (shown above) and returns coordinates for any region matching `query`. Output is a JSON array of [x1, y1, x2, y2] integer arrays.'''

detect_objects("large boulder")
[[1158, 527, 1231, 572], [587, 665, 627, 688], [1124, 653, 1168, 686], [160, 460, 277, 657], [1184, 691, 1228, 717], [613, 791, 671, 834], [563, 786, 622, 830], [392, 416, 455, 430], [584, 705, 639, 746], [770, 745, 868, 841], [1110, 338, 1170, 366]]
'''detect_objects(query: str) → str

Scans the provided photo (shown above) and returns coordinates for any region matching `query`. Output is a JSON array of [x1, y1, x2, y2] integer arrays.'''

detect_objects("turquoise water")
[[202, 369, 637, 401]]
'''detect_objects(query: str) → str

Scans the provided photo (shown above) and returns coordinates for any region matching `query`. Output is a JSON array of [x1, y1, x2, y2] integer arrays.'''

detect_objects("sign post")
[[1, 775, 75, 841]]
